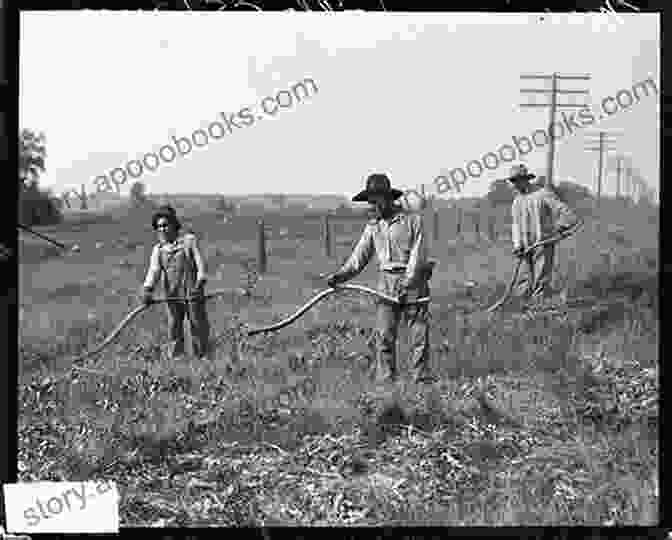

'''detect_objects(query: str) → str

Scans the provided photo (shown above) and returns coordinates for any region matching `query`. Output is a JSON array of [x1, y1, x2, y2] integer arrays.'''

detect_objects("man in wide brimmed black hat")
[[323, 173, 436, 384], [142, 204, 211, 359], [505, 164, 581, 303]]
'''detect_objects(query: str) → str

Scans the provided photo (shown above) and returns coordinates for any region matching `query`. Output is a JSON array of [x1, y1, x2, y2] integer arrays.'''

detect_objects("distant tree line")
[[215, 196, 236, 213], [18, 125, 650, 231], [19, 127, 153, 226]]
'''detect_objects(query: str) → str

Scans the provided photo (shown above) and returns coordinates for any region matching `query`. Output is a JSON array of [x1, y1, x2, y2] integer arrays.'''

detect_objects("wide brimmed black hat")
[[151, 204, 181, 231], [505, 164, 536, 184], [352, 173, 404, 202]]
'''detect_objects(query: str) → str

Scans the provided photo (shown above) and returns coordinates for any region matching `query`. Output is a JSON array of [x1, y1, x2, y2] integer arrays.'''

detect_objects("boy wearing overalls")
[[141, 205, 211, 359]]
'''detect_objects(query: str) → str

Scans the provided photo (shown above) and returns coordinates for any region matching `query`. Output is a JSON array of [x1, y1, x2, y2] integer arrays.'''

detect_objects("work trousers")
[[166, 298, 211, 358], [516, 244, 556, 300], [374, 271, 432, 383]]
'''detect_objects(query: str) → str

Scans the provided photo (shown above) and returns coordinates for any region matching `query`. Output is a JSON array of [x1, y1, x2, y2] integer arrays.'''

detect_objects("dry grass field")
[[18, 195, 659, 526]]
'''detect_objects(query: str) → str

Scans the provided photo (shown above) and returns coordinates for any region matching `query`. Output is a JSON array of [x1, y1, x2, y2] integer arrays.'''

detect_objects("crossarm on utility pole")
[[520, 72, 591, 189]]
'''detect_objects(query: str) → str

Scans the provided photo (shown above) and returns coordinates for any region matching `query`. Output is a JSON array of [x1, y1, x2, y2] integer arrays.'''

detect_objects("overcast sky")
[[20, 11, 659, 200]]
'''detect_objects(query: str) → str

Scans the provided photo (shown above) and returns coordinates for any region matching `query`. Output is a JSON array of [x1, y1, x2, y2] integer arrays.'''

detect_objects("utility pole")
[[633, 177, 645, 204], [620, 155, 649, 206], [626, 161, 654, 206], [520, 73, 591, 187], [637, 180, 642, 203], [623, 162, 631, 202], [597, 133, 604, 203], [583, 130, 621, 208], [615, 153, 634, 204]]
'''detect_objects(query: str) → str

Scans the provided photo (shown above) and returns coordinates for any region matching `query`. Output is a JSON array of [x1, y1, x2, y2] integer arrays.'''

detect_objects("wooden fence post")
[[257, 219, 267, 274], [566, 258, 577, 298], [323, 213, 332, 258], [433, 210, 439, 242], [80, 184, 88, 210], [600, 251, 611, 296], [599, 252, 610, 270], [610, 252, 618, 274]]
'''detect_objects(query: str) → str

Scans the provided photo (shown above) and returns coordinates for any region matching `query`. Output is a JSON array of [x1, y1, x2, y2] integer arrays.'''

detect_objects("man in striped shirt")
[[324, 174, 436, 384], [507, 164, 581, 303], [141, 205, 211, 359]]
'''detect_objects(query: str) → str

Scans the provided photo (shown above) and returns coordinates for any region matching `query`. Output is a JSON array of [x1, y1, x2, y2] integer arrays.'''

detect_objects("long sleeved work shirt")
[[143, 233, 207, 295], [337, 208, 428, 287], [511, 187, 580, 250]]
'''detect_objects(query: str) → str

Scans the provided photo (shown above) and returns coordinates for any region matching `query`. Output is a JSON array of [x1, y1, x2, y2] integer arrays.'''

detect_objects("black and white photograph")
[[16, 8, 659, 527]]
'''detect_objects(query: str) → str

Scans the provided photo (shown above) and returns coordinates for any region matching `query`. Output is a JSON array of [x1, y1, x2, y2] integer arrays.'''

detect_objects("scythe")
[[484, 218, 584, 313], [35, 218, 580, 382], [60, 284, 430, 378]]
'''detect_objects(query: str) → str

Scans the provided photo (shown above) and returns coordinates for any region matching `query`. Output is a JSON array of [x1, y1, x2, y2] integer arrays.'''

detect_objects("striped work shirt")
[[337, 207, 428, 286], [511, 187, 580, 250]]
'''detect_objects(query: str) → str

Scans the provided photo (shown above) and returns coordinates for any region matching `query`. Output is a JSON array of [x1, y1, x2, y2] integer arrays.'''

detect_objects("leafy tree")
[[19, 181, 62, 226], [18, 129, 62, 226], [19, 129, 46, 188], [269, 194, 286, 207], [216, 196, 236, 213]]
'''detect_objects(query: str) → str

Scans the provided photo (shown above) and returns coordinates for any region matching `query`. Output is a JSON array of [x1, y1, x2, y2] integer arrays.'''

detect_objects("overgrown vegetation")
[[18, 194, 658, 526]]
